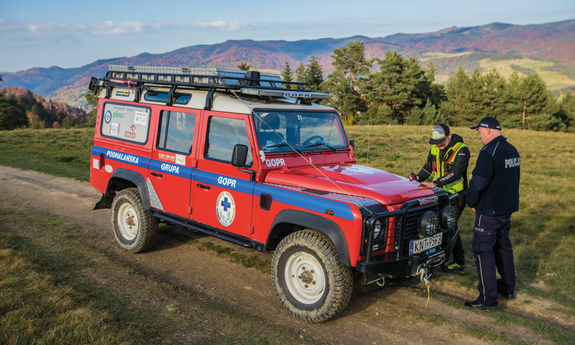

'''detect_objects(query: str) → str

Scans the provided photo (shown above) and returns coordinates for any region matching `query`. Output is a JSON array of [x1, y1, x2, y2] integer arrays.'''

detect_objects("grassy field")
[[0, 200, 310, 344], [423, 51, 575, 92], [1, 125, 575, 336], [346, 124, 575, 304]]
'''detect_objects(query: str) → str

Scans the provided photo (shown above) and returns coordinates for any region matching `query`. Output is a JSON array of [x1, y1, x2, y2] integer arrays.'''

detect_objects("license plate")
[[409, 233, 443, 255]]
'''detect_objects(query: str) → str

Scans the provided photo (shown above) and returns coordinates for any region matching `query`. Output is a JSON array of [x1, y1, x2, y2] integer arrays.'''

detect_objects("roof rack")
[[89, 65, 330, 104]]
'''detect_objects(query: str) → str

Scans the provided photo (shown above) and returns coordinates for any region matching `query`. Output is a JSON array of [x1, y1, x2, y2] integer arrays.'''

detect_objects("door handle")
[[150, 172, 163, 177], [196, 183, 211, 190]]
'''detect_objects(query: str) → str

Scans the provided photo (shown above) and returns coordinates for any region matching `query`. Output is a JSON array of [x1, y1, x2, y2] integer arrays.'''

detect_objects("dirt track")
[[0, 164, 573, 344]]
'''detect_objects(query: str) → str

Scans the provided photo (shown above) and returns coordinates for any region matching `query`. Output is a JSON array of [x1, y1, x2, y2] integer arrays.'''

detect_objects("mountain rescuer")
[[464, 117, 520, 311], [409, 124, 470, 273]]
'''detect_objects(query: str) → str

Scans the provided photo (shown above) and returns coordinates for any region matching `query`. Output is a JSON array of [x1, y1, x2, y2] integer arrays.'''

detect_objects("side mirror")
[[349, 139, 355, 149], [231, 144, 248, 167]]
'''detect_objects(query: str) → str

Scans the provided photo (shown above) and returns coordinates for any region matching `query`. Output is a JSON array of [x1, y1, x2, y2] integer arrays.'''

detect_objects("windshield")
[[254, 111, 348, 153]]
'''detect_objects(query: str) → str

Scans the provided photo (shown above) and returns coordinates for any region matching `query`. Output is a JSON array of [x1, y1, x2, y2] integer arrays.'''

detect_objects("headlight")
[[373, 219, 382, 239], [440, 205, 458, 231], [418, 211, 439, 238]]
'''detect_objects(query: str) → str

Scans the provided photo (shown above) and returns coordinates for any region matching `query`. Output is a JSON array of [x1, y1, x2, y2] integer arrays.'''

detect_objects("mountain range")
[[1, 19, 574, 110]]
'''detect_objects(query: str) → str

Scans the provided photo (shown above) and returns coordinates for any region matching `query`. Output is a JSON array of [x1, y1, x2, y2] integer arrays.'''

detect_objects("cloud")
[[0, 19, 266, 39], [192, 21, 264, 32]]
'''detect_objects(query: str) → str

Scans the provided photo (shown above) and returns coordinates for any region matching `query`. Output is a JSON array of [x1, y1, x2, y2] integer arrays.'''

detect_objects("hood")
[[264, 164, 435, 206]]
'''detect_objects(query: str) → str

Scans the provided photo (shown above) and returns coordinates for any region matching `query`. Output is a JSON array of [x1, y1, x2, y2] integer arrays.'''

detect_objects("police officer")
[[410, 124, 470, 272], [465, 117, 520, 311]]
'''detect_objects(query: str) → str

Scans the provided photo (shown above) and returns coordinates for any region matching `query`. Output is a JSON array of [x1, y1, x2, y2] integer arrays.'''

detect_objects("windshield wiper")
[[265, 142, 301, 153], [303, 141, 337, 152]]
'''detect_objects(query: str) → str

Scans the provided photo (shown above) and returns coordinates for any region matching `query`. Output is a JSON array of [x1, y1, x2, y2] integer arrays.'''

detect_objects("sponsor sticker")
[[116, 91, 130, 97], [216, 191, 236, 227], [104, 110, 112, 124], [105, 165, 113, 173], [112, 111, 124, 120], [110, 122, 119, 136], [158, 152, 176, 163], [124, 131, 136, 139], [134, 111, 148, 126], [419, 196, 438, 205], [175, 154, 186, 165], [92, 158, 99, 169]]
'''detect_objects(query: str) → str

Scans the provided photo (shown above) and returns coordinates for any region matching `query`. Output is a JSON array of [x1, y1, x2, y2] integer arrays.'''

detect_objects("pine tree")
[[366, 51, 426, 124], [482, 68, 508, 119], [558, 91, 575, 131], [295, 62, 306, 83], [440, 67, 477, 126], [0, 93, 28, 130], [322, 41, 372, 122], [237, 61, 251, 71], [280, 59, 294, 89], [517, 73, 550, 125], [305, 55, 324, 91]]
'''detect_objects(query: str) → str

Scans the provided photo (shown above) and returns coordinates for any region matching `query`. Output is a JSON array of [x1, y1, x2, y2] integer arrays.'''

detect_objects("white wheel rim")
[[118, 203, 139, 241], [284, 251, 326, 304]]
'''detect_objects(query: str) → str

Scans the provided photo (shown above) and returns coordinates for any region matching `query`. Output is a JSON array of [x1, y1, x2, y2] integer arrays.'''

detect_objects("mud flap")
[[94, 193, 114, 210]]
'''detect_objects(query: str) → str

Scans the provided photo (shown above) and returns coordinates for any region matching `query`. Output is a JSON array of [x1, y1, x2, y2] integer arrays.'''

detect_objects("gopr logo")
[[104, 110, 112, 124], [265, 158, 286, 167], [216, 191, 236, 227], [160, 163, 179, 174], [217, 176, 237, 188]]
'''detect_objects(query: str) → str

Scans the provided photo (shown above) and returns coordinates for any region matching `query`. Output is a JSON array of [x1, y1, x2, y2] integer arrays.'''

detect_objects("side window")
[[101, 102, 150, 144], [205, 117, 253, 167], [157, 111, 196, 154]]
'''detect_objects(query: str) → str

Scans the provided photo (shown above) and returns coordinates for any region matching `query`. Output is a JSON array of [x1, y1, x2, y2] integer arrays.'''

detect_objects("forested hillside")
[[295, 42, 575, 132], [1, 20, 573, 111], [0, 85, 88, 130]]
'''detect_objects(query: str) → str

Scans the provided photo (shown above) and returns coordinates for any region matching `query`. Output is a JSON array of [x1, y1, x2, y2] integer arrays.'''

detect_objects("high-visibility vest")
[[430, 142, 468, 194]]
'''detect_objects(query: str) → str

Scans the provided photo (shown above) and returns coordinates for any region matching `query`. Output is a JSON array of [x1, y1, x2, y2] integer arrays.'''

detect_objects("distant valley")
[[1, 19, 574, 110]]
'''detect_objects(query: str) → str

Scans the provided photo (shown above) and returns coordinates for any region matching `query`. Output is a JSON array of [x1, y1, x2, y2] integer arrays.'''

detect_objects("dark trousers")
[[450, 192, 466, 266], [472, 213, 516, 306]]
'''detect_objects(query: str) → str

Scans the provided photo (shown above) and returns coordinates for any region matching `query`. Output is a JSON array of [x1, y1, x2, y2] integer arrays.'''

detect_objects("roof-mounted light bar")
[[96, 65, 331, 100]]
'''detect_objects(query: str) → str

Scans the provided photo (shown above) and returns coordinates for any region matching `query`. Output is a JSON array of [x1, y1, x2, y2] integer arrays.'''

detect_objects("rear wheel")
[[111, 188, 158, 253], [271, 230, 353, 322]]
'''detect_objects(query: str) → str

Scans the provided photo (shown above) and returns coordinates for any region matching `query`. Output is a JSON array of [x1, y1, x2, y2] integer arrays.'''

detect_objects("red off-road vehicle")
[[89, 65, 458, 322]]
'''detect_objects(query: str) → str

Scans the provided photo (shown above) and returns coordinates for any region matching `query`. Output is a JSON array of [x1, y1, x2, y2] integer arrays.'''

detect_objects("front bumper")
[[355, 192, 458, 278], [355, 241, 449, 277]]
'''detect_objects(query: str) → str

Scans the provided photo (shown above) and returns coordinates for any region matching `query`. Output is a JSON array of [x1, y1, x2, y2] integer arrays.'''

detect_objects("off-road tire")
[[111, 188, 159, 253], [271, 230, 353, 323]]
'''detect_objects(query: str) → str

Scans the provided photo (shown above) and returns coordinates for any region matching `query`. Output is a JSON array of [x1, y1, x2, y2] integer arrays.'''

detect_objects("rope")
[[228, 90, 374, 215], [352, 118, 433, 177]]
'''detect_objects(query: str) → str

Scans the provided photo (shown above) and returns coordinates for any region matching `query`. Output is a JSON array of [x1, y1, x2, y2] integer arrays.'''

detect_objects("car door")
[[192, 112, 257, 238], [149, 110, 198, 219]]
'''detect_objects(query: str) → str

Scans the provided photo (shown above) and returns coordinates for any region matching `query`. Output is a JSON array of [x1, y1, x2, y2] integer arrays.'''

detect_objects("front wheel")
[[271, 230, 353, 322], [111, 188, 158, 253]]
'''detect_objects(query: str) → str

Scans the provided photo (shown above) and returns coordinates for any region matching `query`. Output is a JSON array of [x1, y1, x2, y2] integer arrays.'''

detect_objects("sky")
[[1, 0, 574, 73]]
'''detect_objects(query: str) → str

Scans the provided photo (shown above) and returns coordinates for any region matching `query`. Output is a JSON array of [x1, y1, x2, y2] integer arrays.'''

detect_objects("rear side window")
[[101, 102, 150, 144], [144, 91, 191, 105], [205, 117, 253, 167], [157, 111, 196, 154]]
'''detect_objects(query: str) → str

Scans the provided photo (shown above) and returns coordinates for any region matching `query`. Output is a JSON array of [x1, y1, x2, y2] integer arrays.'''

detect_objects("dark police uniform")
[[467, 135, 520, 307]]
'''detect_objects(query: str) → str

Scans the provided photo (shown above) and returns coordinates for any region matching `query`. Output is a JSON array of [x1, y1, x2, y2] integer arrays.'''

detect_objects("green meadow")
[[1, 125, 574, 320], [346, 124, 575, 302]]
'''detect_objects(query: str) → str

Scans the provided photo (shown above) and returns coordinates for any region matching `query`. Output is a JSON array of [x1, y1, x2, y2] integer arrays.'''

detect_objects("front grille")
[[398, 204, 440, 255], [363, 203, 441, 257]]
